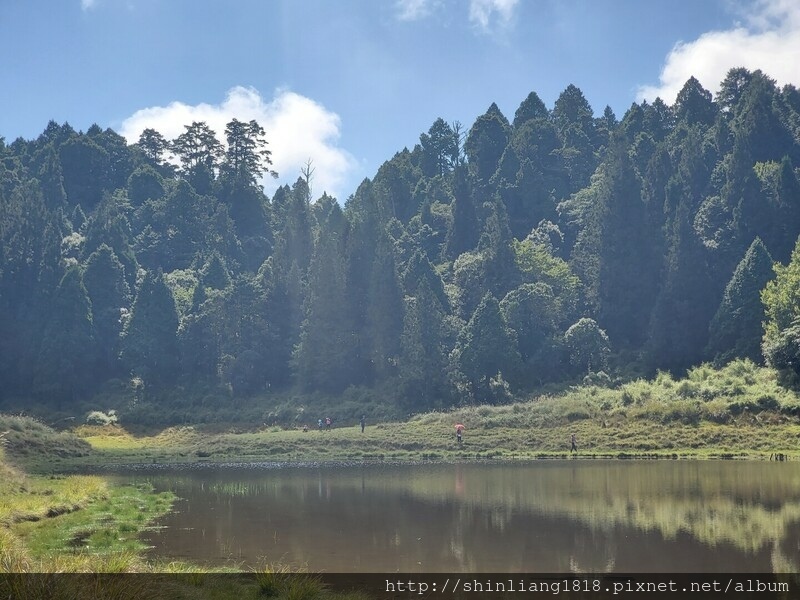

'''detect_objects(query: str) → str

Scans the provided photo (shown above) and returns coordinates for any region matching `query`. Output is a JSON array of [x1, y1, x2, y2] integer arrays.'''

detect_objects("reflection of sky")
[[129, 462, 800, 572]]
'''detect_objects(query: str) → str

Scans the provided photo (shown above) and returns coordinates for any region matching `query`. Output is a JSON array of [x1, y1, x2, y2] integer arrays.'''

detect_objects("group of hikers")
[[303, 415, 367, 433]]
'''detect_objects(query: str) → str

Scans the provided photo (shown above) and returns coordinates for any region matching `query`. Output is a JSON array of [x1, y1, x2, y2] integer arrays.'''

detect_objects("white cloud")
[[393, 0, 518, 32], [468, 0, 519, 31], [638, 0, 800, 104], [81, 0, 98, 9], [120, 86, 357, 200], [395, 0, 432, 21]]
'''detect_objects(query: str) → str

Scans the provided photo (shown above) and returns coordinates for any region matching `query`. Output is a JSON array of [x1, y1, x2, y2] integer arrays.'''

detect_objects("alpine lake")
[[105, 460, 800, 573]]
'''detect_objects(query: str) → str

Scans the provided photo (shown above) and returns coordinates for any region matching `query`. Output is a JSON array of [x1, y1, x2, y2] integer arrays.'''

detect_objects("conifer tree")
[[455, 293, 521, 403], [121, 270, 180, 384], [33, 266, 95, 404], [707, 238, 774, 364], [399, 280, 449, 409], [83, 244, 131, 376], [295, 202, 353, 392]]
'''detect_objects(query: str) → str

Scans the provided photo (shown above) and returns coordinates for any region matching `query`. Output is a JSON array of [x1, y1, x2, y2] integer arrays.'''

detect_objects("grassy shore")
[[6, 360, 794, 473]]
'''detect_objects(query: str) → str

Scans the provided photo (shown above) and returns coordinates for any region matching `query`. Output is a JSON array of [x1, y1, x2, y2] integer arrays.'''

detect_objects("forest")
[[2, 66, 800, 424]]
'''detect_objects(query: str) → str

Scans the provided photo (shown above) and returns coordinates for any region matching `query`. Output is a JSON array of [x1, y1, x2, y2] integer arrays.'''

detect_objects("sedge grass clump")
[[253, 562, 293, 597], [283, 572, 326, 600], [0, 528, 32, 573]]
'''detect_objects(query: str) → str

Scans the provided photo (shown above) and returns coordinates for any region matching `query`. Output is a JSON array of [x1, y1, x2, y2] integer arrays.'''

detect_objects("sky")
[[1, 0, 799, 200]]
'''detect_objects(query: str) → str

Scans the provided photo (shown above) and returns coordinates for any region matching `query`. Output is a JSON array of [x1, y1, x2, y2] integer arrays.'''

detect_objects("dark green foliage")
[[644, 125, 720, 373], [444, 166, 480, 259], [400, 281, 450, 410], [763, 236, 800, 364], [221, 118, 277, 184], [455, 293, 521, 403], [83, 244, 131, 376], [59, 136, 110, 208], [33, 266, 95, 404], [200, 252, 231, 290], [364, 234, 404, 381], [513, 91, 549, 128], [127, 165, 165, 206], [674, 77, 716, 127], [763, 321, 800, 387], [137, 128, 170, 165], [564, 317, 610, 374], [707, 238, 774, 364], [120, 270, 180, 384], [420, 118, 458, 178], [500, 282, 563, 384], [294, 202, 354, 393], [4, 68, 800, 418], [465, 103, 511, 185], [171, 121, 223, 176], [402, 249, 449, 310], [573, 133, 659, 346]]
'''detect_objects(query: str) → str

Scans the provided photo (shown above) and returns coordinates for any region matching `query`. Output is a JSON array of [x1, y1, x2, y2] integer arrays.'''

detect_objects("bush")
[[85, 410, 118, 426]]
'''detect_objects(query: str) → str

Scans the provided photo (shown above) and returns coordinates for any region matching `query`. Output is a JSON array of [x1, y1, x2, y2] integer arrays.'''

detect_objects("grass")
[[26, 360, 794, 470]]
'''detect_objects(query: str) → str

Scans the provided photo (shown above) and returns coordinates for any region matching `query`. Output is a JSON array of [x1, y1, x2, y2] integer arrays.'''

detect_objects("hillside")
[[2, 67, 800, 423]]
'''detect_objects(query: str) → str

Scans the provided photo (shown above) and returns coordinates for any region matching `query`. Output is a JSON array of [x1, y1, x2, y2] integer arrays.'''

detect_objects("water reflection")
[[119, 461, 800, 572]]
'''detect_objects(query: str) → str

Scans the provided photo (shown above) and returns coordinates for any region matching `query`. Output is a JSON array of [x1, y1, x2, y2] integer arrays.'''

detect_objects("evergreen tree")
[[59, 135, 111, 209], [83, 244, 131, 376], [33, 266, 95, 404], [673, 77, 716, 127], [420, 118, 458, 177], [478, 198, 519, 300], [513, 91, 549, 129], [365, 234, 405, 381], [465, 103, 511, 185], [221, 118, 277, 184], [707, 238, 774, 364], [294, 202, 354, 392], [402, 249, 449, 310], [647, 162, 717, 372], [399, 280, 449, 410], [444, 166, 480, 259], [455, 293, 521, 403], [121, 270, 180, 384], [201, 252, 232, 290], [137, 128, 170, 165]]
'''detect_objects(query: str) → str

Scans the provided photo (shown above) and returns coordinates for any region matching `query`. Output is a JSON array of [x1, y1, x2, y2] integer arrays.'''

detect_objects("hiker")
[[570, 433, 577, 453], [325, 416, 332, 430], [360, 415, 366, 433], [318, 418, 323, 431], [455, 423, 465, 444]]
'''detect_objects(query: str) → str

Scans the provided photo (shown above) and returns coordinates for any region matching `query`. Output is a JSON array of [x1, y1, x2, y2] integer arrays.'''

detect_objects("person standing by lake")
[[570, 433, 577, 453], [360, 415, 366, 433]]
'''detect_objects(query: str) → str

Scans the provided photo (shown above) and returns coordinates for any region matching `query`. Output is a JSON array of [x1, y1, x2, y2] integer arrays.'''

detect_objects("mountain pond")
[[114, 460, 800, 572]]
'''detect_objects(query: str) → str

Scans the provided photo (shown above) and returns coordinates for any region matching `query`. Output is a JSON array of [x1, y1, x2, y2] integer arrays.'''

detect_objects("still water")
[[120, 461, 800, 572]]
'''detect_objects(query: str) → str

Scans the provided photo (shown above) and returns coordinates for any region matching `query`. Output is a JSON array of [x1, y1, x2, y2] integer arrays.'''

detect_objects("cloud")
[[393, 0, 518, 32], [468, 0, 519, 31], [638, 0, 800, 103], [81, 0, 98, 9], [120, 86, 358, 200], [395, 0, 432, 21]]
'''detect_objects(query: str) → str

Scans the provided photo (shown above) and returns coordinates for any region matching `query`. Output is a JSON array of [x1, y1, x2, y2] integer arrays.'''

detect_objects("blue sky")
[[1, 0, 799, 199]]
